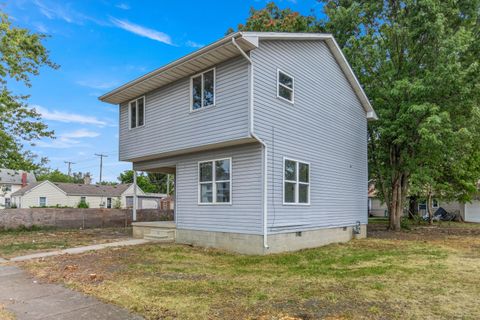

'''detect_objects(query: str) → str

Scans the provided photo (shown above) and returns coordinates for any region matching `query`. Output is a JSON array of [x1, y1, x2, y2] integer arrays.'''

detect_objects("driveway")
[[0, 265, 142, 320]]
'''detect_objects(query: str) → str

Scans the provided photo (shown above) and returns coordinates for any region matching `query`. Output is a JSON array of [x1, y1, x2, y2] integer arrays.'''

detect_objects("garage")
[[464, 200, 480, 223]]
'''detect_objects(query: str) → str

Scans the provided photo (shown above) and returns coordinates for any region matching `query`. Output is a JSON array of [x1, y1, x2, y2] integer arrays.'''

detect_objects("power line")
[[64, 161, 75, 176], [94, 153, 108, 183]]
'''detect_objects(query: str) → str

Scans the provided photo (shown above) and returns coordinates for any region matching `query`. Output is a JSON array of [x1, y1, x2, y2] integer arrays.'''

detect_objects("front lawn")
[[0, 227, 131, 259], [23, 222, 480, 319]]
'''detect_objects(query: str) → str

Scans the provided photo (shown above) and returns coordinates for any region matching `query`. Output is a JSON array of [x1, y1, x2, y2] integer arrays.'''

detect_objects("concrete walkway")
[[7, 239, 150, 262], [0, 265, 143, 319]]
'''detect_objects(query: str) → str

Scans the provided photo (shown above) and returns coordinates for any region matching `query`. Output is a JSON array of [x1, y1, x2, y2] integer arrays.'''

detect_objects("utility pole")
[[64, 161, 75, 176], [94, 153, 108, 183]]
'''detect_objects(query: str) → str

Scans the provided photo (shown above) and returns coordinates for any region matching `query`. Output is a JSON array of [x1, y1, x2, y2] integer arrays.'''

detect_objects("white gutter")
[[232, 37, 269, 251]]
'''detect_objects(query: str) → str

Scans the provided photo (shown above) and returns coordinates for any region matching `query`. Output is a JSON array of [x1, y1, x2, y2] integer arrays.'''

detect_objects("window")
[[106, 197, 112, 209], [199, 158, 231, 204], [191, 68, 215, 111], [39, 197, 47, 207], [277, 70, 294, 103], [80, 196, 86, 204], [3, 184, 11, 192], [129, 96, 145, 128], [284, 158, 310, 204], [432, 199, 439, 208], [5, 198, 11, 208]]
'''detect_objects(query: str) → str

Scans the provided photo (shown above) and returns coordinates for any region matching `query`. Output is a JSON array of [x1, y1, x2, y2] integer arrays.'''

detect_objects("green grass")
[[24, 225, 480, 320]]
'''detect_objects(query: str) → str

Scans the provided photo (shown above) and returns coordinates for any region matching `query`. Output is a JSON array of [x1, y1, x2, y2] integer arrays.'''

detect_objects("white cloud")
[[33, 22, 49, 33], [63, 129, 100, 139], [110, 17, 173, 45], [36, 129, 99, 149], [34, 0, 74, 23], [116, 3, 130, 10], [76, 80, 119, 90], [185, 40, 204, 48], [33, 105, 107, 126]]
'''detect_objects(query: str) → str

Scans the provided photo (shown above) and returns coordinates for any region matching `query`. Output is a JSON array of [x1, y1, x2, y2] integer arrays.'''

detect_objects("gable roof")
[[11, 181, 136, 197], [99, 32, 377, 120], [0, 168, 36, 185]]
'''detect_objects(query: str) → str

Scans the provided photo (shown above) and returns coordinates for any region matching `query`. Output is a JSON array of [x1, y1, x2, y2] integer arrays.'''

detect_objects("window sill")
[[282, 202, 311, 206], [198, 202, 232, 206], [128, 124, 145, 131], [190, 104, 216, 114]]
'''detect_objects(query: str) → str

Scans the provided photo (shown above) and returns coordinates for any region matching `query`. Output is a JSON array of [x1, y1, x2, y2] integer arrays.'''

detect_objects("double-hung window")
[[39, 196, 47, 207], [129, 96, 145, 129], [199, 158, 231, 204], [284, 158, 310, 205], [191, 68, 215, 111], [277, 69, 294, 103]]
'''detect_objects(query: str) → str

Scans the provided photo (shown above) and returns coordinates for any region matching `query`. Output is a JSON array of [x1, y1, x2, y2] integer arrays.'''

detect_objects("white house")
[[10, 180, 166, 209], [0, 168, 36, 209]]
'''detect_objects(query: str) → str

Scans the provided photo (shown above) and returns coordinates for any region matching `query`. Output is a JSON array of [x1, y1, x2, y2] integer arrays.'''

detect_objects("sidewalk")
[[3, 239, 150, 263], [0, 265, 142, 319]]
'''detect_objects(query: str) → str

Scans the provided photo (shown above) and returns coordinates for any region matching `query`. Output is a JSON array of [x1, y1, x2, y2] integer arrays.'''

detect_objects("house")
[[0, 169, 36, 209], [99, 32, 377, 254], [10, 180, 166, 209], [368, 184, 388, 217]]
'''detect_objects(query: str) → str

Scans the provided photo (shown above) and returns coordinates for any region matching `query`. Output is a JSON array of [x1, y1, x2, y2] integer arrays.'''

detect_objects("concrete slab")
[[9, 239, 150, 262], [0, 266, 142, 320]]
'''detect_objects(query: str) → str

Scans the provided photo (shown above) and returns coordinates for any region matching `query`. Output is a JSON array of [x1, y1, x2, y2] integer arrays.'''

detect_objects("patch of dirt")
[[368, 223, 480, 241]]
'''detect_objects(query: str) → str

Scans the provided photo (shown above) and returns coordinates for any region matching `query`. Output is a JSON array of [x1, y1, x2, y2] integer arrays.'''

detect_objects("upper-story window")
[[3, 184, 12, 192], [277, 69, 294, 103], [129, 96, 145, 129], [191, 68, 215, 111]]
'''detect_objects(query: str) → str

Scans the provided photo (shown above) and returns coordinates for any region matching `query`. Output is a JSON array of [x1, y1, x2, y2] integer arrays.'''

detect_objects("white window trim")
[[283, 157, 310, 206], [190, 67, 216, 112], [198, 157, 232, 205], [128, 96, 146, 129], [39, 196, 47, 207], [106, 197, 112, 208], [277, 69, 295, 104]]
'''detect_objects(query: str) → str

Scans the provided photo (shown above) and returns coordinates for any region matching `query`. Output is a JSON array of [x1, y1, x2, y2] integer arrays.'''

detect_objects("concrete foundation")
[[176, 224, 367, 255]]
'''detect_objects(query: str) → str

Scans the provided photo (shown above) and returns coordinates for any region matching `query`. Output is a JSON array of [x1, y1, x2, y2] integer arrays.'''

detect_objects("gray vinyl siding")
[[119, 57, 250, 162], [135, 143, 263, 234], [252, 40, 368, 233]]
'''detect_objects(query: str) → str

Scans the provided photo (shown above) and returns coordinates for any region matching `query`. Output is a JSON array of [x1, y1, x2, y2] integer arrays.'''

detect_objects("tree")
[[37, 169, 92, 184], [319, 0, 480, 229], [232, 1, 480, 230], [118, 170, 158, 193], [227, 2, 319, 34], [0, 11, 57, 170]]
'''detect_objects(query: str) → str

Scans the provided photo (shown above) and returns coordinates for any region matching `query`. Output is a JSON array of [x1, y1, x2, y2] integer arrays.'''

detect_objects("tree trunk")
[[427, 192, 434, 225], [408, 196, 418, 219], [388, 178, 402, 230]]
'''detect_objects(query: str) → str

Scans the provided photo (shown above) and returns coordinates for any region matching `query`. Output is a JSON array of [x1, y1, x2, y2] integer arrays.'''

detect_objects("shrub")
[[77, 201, 89, 208]]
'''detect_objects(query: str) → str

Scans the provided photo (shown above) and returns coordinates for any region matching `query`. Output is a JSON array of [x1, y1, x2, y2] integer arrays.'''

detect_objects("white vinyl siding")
[[252, 40, 368, 232], [119, 57, 250, 162]]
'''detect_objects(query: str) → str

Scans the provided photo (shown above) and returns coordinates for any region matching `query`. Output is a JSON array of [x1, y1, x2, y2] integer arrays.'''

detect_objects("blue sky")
[[4, 0, 322, 183]]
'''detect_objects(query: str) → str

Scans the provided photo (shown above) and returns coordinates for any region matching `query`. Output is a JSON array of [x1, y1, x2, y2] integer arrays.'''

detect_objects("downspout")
[[232, 37, 269, 250]]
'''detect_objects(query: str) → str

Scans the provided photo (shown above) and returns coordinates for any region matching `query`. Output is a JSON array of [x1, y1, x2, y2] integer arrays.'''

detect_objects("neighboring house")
[[0, 169, 36, 209], [99, 32, 377, 254], [368, 184, 388, 217], [10, 181, 166, 209]]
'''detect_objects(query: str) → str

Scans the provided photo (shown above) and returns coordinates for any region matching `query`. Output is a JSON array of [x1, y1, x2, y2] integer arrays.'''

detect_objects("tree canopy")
[[37, 169, 92, 184], [233, 1, 480, 229], [118, 170, 173, 194], [0, 11, 57, 171]]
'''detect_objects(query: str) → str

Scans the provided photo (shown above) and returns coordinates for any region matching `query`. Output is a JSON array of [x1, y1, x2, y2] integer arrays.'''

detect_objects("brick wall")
[[0, 208, 174, 229]]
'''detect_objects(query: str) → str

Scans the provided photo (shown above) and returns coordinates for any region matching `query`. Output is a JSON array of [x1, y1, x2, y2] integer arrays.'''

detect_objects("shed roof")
[[11, 181, 134, 197], [99, 32, 377, 119]]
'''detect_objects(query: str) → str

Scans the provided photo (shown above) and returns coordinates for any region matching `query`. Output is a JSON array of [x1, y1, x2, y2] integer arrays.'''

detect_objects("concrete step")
[[144, 229, 175, 242]]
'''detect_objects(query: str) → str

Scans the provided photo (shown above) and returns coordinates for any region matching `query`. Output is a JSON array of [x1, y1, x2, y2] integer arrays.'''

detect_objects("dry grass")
[[0, 227, 131, 259], [22, 221, 480, 320], [0, 304, 15, 320]]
